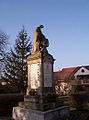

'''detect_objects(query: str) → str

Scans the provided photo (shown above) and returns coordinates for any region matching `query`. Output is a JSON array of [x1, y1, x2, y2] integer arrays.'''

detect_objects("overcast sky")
[[0, 0, 89, 71]]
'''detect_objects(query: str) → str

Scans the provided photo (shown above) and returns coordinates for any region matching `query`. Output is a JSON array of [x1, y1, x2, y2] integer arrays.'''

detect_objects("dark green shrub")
[[0, 93, 24, 115], [75, 85, 85, 92], [29, 89, 37, 96], [46, 93, 57, 102], [71, 92, 89, 110]]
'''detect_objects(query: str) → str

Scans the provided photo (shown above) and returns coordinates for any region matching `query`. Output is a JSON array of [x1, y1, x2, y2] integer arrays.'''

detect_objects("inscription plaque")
[[28, 63, 41, 89], [44, 63, 52, 87]]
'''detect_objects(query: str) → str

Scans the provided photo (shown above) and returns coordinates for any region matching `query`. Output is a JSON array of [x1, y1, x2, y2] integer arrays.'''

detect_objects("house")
[[54, 66, 89, 95]]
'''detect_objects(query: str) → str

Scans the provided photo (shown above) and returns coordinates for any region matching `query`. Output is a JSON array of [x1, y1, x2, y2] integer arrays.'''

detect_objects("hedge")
[[0, 93, 24, 116]]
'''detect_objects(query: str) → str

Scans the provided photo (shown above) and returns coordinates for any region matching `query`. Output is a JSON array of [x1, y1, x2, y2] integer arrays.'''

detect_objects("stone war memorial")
[[12, 25, 70, 120]]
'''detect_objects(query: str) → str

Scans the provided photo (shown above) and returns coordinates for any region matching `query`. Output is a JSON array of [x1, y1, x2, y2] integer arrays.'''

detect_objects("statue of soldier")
[[33, 25, 49, 53]]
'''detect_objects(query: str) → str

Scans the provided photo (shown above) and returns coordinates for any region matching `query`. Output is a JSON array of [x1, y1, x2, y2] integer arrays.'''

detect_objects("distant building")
[[54, 66, 89, 95]]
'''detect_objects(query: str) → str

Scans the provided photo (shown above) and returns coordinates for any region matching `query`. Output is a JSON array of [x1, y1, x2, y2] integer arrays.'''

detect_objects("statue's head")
[[39, 25, 44, 28]]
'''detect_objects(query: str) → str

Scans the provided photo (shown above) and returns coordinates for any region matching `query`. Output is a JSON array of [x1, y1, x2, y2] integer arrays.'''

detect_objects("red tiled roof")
[[54, 65, 89, 81], [84, 66, 89, 70], [62, 67, 76, 73], [54, 67, 76, 81]]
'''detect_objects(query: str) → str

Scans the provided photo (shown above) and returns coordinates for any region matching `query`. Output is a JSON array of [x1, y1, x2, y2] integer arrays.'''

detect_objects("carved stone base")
[[12, 106, 70, 120], [18, 95, 63, 111]]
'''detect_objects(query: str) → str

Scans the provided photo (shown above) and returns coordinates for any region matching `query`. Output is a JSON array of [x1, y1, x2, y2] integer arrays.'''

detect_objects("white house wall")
[[74, 67, 89, 77]]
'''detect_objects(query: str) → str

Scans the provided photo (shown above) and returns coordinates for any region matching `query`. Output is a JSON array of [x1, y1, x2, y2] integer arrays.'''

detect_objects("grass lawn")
[[58, 95, 75, 110], [59, 95, 89, 120]]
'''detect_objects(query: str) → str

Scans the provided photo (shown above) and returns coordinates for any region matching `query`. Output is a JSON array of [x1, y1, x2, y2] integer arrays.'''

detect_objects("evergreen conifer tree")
[[0, 30, 8, 77], [2, 27, 32, 93]]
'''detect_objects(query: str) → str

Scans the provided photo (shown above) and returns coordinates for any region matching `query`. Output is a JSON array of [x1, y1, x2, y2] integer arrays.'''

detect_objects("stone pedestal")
[[13, 106, 70, 120], [26, 51, 55, 96]]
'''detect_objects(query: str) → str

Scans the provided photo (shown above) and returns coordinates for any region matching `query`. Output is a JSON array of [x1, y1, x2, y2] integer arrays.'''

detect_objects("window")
[[81, 69, 84, 73]]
